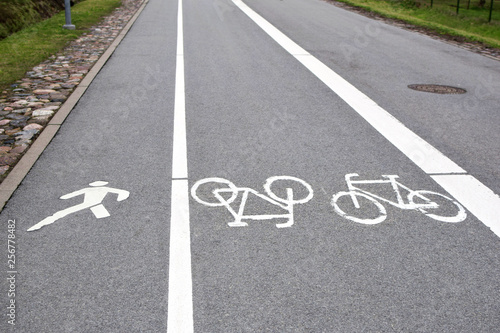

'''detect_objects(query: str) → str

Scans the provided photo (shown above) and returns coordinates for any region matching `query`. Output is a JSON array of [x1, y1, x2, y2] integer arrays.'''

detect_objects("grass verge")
[[0, 0, 121, 91], [331, 0, 500, 49]]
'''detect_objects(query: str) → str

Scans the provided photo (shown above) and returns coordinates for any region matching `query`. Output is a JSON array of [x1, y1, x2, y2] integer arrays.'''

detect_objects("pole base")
[[63, 24, 76, 30]]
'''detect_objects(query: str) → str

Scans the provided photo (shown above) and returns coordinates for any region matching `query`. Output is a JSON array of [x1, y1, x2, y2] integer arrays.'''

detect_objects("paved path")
[[1, 0, 500, 331], [0, 0, 144, 182]]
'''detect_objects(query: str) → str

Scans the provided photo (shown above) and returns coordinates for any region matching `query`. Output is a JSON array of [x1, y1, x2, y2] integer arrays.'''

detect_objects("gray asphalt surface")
[[1, 0, 500, 331]]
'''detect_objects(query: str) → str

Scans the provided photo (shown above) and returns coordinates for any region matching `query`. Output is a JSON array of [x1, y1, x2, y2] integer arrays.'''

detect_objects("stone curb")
[[0, 0, 150, 211]]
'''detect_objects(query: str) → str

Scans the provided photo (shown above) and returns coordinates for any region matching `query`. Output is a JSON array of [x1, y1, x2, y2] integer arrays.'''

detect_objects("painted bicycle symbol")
[[191, 176, 313, 228], [331, 173, 467, 224]]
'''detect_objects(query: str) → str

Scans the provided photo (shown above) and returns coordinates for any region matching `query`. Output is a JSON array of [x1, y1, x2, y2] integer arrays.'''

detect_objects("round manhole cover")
[[408, 84, 466, 94]]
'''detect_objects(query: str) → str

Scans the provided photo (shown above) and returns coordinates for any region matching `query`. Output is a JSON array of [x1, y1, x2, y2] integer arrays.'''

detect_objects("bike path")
[[184, 0, 500, 332], [0, 0, 498, 331]]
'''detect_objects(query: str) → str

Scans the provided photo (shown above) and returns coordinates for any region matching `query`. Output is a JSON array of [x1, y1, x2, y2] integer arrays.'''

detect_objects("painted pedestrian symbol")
[[28, 181, 130, 231]]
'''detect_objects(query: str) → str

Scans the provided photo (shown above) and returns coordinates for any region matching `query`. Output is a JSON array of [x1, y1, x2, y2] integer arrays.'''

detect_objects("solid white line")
[[232, 0, 500, 237], [167, 180, 193, 332], [172, 0, 188, 179], [167, 0, 194, 331], [431, 175, 500, 236]]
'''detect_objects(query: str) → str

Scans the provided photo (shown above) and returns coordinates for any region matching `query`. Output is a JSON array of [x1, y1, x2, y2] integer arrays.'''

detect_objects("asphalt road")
[[1, 0, 500, 331]]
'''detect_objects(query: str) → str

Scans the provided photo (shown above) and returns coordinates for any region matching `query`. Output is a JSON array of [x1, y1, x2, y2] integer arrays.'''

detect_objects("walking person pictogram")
[[28, 181, 130, 231]]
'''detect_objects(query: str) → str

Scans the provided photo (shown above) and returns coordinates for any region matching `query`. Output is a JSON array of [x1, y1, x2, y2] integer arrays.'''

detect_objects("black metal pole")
[[457, 0, 460, 14], [431, 0, 433, 8], [63, 0, 75, 29]]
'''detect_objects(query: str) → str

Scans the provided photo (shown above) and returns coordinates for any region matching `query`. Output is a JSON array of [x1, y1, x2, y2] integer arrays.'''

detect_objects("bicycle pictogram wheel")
[[331, 191, 387, 224], [191, 178, 238, 207], [263, 176, 314, 204], [408, 190, 467, 223]]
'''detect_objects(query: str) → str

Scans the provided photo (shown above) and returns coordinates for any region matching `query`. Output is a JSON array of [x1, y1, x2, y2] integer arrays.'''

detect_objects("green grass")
[[0, 0, 77, 39], [0, 0, 121, 91], [333, 0, 500, 48]]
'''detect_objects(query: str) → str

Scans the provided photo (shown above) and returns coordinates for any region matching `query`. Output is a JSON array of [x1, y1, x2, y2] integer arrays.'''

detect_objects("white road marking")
[[167, 179, 193, 333], [27, 181, 129, 231], [431, 175, 500, 236], [172, 0, 188, 180], [191, 176, 313, 228], [331, 173, 467, 224], [167, 0, 194, 331], [231, 0, 500, 237]]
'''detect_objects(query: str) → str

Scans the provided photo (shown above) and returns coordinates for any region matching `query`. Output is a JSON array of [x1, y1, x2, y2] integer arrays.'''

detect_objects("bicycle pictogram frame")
[[331, 173, 467, 224], [191, 176, 314, 228]]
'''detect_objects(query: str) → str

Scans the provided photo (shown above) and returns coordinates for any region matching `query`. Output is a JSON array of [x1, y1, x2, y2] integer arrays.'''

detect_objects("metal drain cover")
[[408, 84, 466, 94]]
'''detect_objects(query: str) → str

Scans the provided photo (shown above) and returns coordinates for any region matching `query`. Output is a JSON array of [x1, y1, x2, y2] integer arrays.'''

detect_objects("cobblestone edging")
[[0, 0, 145, 183]]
